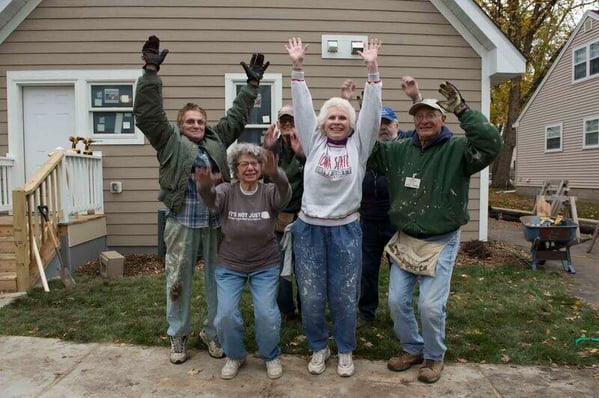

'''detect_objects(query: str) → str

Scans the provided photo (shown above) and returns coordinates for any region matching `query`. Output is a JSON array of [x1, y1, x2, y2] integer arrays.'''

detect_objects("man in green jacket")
[[133, 35, 269, 365], [368, 82, 502, 383]]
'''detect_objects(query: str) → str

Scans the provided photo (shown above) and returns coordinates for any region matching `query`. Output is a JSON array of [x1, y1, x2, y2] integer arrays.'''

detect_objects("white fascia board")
[[0, 0, 42, 45], [431, 0, 526, 85]]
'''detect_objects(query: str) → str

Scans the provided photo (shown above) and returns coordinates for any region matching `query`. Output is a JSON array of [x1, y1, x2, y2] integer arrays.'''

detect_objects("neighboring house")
[[514, 10, 599, 202], [0, 0, 525, 254]]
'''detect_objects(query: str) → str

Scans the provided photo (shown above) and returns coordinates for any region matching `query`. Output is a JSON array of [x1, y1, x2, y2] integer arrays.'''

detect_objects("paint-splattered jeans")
[[164, 217, 219, 342], [292, 219, 362, 354], [214, 265, 281, 361], [388, 228, 461, 361]]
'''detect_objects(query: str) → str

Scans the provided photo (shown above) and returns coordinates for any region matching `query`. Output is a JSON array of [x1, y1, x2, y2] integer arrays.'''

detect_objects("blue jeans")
[[292, 219, 362, 353], [276, 231, 301, 315], [214, 265, 281, 361], [359, 217, 396, 320], [164, 218, 219, 341], [388, 229, 461, 361]]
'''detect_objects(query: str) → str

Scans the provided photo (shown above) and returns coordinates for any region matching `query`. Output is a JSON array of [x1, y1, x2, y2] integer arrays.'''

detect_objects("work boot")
[[417, 359, 444, 383], [221, 357, 246, 380], [265, 357, 283, 379], [169, 336, 188, 364], [336, 352, 355, 377], [308, 347, 331, 375], [387, 351, 423, 371], [199, 329, 225, 358]]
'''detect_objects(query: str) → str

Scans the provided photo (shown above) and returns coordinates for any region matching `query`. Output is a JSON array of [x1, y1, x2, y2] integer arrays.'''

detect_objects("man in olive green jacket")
[[133, 35, 269, 364]]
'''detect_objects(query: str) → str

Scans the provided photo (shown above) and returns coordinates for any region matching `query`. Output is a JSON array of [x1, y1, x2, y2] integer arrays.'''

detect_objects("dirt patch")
[[76, 253, 167, 277], [456, 240, 531, 268], [76, 240, 530, 277]]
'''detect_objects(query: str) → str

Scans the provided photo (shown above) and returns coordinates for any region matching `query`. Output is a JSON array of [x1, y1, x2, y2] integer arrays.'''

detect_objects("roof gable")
[[431, 0, 526, 85], [1, 0, 525, 85], [516, 10, 599, 125]]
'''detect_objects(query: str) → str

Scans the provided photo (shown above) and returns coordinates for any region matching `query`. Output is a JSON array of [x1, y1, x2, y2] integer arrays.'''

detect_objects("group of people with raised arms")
[[134, 34, 502, 384]]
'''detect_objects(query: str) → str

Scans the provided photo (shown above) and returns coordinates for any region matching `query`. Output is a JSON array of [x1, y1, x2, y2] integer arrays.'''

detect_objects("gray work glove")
[[142, 35, 169, 71], [240, 53, 270, 86], [438, 81, 470, 116]]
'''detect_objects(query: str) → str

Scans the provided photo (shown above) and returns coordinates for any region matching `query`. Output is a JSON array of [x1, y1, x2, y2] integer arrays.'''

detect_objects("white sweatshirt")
[[291, 70, 382, 226]]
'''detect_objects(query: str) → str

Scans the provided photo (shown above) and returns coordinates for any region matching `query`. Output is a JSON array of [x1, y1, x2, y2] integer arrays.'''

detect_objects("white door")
[[23, 86, 76, 180]]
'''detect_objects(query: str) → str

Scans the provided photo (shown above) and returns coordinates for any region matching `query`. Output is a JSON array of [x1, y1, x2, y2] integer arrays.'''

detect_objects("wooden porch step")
[[0, 236, 15, 252], [0, 253, 16, 273], [0, 216, 14, 237], [0, 271, 17, 293]]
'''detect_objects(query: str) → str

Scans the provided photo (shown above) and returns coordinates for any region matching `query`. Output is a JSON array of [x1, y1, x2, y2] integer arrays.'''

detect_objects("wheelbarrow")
[[520, 216, 578, 273]]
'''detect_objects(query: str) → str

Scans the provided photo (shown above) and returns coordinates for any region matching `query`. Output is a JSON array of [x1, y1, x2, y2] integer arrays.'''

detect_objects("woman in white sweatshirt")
[[285, 37, 382, 377]]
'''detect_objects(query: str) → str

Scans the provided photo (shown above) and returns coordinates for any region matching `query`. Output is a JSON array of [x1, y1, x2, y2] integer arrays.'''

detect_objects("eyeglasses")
[[237, 161, 261, 168], [414, 112, 441, 122], [184, 118, 206, 126]]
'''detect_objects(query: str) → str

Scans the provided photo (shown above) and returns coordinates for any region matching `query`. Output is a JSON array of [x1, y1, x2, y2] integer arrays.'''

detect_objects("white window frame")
[[544, 123, 563, 153], [224, 73, 282, 144], [582, 115, 599, 150], [7, 70, 144, 148], [572, 39, 599, 82]]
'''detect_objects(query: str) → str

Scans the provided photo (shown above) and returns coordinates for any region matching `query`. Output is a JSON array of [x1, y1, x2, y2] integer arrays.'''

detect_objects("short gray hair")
[[317, 97, 356, 131], [227, 142, 263, 179]]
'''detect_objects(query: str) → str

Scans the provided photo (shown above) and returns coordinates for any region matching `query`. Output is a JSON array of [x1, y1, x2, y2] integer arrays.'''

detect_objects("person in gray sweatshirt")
[[285, 37, 382, 377]]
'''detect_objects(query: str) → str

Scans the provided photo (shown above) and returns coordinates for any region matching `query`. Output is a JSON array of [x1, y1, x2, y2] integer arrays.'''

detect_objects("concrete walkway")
[[1, 335, 597, 398]]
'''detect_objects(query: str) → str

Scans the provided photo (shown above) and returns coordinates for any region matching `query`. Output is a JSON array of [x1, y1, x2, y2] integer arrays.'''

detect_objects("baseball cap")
[[408, 98, 446, 115], [381, 106, 398, 121], [277, 104, 294, 119]]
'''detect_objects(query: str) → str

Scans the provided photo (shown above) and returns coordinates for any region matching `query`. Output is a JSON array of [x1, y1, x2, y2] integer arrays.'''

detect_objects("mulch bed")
[[75, 240, 531, 277]]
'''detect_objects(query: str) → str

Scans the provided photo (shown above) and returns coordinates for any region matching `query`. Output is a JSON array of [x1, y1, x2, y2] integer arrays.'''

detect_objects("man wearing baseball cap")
[[264, 104, 304, 322], [357, 81, 417, 327], [368, 81, 502, 383]]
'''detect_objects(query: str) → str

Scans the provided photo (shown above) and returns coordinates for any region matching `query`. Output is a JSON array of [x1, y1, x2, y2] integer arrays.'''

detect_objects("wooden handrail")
[[12, 151, 64, 291]]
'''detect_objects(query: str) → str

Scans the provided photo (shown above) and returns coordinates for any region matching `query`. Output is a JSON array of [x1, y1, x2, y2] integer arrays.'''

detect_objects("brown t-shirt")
[[202, 170, 291, 272]]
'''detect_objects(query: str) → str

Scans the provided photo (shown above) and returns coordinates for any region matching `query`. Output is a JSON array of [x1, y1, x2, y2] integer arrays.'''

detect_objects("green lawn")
[[1, 260, 597, 367]]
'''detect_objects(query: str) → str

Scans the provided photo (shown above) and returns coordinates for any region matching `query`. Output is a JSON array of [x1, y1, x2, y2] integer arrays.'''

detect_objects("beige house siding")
[[516, 13, 599, 193], [0, 0, 485, 248]]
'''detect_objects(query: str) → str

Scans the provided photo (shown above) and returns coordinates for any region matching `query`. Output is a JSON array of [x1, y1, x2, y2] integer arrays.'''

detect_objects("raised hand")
[[142, 35, 169, 71], [401, 76, 422, 103], [263, 123, 278, 150], [356, 38, 381, 66], [194, 166, 213, 187], [240, 53, 270, 86], [262, 149, 280, 177], [285, 37, 309, 70], [340, 80, 357, 101], [438, 81, 470, 116], [289, 131, 305, 158]]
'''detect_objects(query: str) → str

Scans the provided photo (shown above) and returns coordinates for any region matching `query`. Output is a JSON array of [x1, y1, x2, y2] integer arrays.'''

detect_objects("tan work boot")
[[387, 351, 424, 371], [417, 359, 444, 383]]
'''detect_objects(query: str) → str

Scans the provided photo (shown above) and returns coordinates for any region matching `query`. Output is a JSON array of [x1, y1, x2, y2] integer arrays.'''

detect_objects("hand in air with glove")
[[240, 53, 270, 87], [437, 81, 470, 116], [141, 35, 169, 72]]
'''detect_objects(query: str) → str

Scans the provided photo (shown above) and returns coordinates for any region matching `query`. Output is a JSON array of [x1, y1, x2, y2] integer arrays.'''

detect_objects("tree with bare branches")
[[476, 0, 599, 188]]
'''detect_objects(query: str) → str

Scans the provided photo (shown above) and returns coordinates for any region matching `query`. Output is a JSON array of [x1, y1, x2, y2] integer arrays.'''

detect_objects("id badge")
[[405, 175, 421, 189]]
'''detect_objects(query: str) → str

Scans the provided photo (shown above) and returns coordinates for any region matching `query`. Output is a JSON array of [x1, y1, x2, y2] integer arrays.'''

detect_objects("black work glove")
[[438, 81, 470, 116], [240, 53, 270, 86], [142, 35, 169, 72]]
